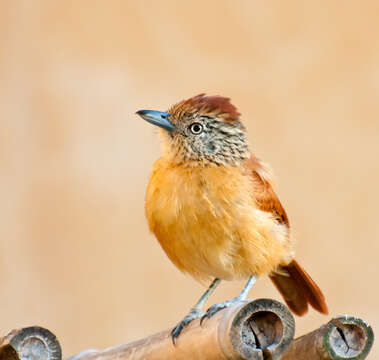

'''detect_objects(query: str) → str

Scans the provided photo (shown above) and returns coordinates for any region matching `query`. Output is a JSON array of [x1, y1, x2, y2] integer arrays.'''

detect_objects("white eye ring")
[[190, 123, 203, 134]]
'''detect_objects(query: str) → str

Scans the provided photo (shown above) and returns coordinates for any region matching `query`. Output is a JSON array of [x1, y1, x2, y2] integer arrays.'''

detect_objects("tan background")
[[1, 0, 378, 358]]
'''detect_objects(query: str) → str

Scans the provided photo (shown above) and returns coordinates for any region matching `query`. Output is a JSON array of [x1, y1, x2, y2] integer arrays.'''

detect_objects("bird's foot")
[[201, 297, 240, 324], [171, 308, 204, 344]]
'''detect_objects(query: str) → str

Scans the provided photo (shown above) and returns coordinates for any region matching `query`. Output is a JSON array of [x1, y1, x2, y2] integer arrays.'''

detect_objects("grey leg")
[[171, 278, 221, 344], [237, 275, 257, 300], [201, 275, 258, 323], [192, 278, 221, 310]]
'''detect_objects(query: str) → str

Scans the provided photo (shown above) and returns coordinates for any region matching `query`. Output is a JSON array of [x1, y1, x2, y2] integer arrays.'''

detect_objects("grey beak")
[[136, 110, 175, 132]]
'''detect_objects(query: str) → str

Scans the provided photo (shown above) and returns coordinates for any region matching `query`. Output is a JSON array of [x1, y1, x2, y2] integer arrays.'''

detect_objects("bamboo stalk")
[[68, 298, 295, 360], [1, 307, 373, 360], [282, 315, 374, 360]]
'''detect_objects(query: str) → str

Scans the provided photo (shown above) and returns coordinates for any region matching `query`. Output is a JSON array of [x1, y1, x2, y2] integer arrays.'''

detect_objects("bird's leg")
[[171, 278, 221, 343], [201, 275, 258, 323]]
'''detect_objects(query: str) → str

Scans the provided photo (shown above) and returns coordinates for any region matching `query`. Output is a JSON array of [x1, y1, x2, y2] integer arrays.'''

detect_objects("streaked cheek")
[[206, 141, 217, 153]]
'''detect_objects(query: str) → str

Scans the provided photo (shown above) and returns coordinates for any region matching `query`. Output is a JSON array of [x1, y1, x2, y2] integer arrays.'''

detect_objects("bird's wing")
[[245, 154, 289, 226], [245, 155, 328, 316]]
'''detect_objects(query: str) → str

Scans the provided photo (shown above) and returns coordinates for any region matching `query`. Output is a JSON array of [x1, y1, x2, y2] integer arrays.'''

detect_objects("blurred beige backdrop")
[[1, 0, 378, 358]]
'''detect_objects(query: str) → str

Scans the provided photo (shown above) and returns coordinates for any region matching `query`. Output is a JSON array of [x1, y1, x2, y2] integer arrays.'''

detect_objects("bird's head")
[[136, 94, 250, 166]]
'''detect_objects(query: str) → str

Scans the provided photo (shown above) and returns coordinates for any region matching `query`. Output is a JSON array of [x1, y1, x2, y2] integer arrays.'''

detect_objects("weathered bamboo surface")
[[282, 315, 374, 360], [0, 302, 374, 360], [0, 326, 61, 360], [68, 298, 295, 360]]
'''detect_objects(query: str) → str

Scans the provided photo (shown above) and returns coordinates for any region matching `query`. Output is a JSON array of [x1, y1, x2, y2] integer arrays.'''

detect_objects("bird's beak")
[[136, 110, 175, 132]]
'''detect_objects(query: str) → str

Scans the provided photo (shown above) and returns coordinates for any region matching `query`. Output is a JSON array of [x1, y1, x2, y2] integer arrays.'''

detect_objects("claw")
[[171, 309, 204, 344], [171, 324, 184, 345], [200, 313, 208, 325]]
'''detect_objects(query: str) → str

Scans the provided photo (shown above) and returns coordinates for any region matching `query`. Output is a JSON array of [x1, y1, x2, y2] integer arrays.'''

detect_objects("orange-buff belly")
[[145, 158, 291, 283]]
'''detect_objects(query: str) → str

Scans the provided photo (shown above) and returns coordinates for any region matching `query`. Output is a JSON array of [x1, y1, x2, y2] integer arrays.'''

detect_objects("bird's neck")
[[162, 153, 250, 167], [160, 142, 251, 167]]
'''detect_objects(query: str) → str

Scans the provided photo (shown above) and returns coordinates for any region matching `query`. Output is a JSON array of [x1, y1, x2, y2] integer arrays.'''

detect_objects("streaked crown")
[[168, 94, 241, 125]]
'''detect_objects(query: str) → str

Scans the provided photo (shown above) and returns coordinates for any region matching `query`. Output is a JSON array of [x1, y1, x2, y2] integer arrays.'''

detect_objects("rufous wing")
[[246, 155, 328, 315], [246, 154, 289, 225]]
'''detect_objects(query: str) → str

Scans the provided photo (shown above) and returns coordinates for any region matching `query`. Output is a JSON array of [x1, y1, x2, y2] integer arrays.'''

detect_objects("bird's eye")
[[189, 123, 203, 135]]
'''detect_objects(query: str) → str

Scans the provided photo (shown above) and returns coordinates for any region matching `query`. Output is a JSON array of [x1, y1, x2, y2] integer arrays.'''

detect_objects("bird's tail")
[[269, 259, 328, 316]]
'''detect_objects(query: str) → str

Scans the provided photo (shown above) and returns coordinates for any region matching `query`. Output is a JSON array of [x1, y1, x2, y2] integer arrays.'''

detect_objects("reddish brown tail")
[[269, 259, 328, 316]]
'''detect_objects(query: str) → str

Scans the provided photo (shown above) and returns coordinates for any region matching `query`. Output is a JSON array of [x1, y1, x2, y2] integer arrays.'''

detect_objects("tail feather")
[[270, 259, 328, 316]]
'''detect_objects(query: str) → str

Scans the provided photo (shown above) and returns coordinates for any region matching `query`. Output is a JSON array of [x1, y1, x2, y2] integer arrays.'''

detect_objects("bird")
[[136, 94, 328, 344]]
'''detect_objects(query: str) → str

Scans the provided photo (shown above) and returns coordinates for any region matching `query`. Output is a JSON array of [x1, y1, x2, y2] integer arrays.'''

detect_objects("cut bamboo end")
[[222, 298, 295, 360], [324, 315, 374, 360], [282, 315, 374, 360], [0, 326, 62, 360]]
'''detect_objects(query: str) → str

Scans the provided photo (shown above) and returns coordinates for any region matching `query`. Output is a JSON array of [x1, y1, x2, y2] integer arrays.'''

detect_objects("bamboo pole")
[[282, 315, 374, 360], [0, 306, 373, 360], [0, 326, 61, 360], [68, 298, 295, 360]]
